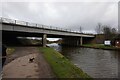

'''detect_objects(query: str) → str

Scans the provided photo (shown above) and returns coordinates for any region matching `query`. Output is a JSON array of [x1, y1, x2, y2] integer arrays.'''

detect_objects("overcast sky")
[[0, 0, 119, 33]]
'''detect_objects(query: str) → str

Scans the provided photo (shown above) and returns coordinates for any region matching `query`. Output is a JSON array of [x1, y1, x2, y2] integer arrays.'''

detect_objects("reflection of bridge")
[[1, 17, 95, 47]]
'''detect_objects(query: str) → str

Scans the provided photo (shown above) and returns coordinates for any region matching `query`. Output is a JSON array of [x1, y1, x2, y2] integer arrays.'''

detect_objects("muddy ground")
[[2, 47, 55, 78]]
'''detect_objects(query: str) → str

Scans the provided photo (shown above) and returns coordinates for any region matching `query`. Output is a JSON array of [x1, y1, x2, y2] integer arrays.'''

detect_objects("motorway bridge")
[[1, 17, 95, 47]]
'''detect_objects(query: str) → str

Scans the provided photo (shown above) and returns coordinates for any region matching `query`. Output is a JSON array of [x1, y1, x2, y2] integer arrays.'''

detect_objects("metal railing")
[[0, 17, 86, 34]]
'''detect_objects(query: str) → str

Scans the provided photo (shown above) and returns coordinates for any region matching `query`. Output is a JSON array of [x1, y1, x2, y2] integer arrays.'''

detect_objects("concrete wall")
[[62, 37, 82, 46]]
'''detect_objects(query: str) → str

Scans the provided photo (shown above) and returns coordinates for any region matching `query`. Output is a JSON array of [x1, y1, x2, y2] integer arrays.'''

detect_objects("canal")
[[47, 43, 119, 78]]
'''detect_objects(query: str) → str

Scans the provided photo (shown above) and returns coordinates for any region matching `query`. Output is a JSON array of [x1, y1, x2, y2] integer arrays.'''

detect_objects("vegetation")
[[39, 47, 92, 79], [6, 47, 15, 55], [18, 37, 62, 45], [102, 25, 117, 40], [95, 23, 103, 34], [82, 44, 120, 50], [19, 38, 42, 45], [95, 23, 118, 40]]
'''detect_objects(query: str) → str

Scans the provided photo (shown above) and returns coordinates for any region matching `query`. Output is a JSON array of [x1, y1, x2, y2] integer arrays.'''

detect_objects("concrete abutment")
[[62, 37, 83, 46]]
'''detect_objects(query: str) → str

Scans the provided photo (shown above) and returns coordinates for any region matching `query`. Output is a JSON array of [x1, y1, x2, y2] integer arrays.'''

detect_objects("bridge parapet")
[[1, 17, 74, 32], [1, 17, 95, 37], [0, 17, 82, 34]]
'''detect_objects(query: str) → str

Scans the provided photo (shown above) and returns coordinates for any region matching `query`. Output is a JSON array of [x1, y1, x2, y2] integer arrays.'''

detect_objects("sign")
[[104, 40, 111, 46]]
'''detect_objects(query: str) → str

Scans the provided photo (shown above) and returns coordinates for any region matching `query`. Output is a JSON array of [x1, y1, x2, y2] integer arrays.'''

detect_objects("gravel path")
[[2, 47, 55, 78], [5, 47, 38, 65]]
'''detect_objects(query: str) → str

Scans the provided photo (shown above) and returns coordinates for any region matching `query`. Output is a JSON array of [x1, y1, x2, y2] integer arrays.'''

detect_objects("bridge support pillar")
[[80, 37, 83, 46], [62, 37, 79, 46], [42, 34, 47, 47], [62, 37, 84, 46]]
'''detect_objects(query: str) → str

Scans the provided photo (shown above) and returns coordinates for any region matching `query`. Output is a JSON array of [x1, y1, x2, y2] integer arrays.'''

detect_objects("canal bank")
[[47, 43, 118, 78], [39, 47, 92, 79], [3, 46, 92, 79], [82, 44, 120, 51]]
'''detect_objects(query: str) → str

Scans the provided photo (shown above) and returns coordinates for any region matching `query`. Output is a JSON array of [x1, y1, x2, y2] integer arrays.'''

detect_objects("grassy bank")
[[82, 44, 120, 50], [39, 47, 92, 79]]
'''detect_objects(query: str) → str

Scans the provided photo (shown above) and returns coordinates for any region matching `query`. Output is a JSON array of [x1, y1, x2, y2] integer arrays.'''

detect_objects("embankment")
[[82, 44, 120, 51], [39, 47, 93, 79]]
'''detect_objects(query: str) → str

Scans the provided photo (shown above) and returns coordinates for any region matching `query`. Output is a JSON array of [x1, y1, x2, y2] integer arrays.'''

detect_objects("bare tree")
[[102, 25, 112, 40], [111, 28, 117, 34], [95, 23, 103, 34]]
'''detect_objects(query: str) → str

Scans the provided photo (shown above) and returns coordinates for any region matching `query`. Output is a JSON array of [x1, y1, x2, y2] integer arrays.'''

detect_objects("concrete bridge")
[[1, 17, 95, 47]]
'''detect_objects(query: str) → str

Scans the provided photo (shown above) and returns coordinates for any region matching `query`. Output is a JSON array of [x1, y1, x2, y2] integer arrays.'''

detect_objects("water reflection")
[[47, 43, 119, 78]]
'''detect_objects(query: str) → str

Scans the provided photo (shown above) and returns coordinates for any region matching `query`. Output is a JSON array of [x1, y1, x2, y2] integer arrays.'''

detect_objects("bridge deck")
[[1, 17, 95, 37]]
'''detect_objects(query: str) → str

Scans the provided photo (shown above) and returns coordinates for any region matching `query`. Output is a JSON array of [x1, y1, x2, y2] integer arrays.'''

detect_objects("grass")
[[82, 44, 120, 50], [39, 47, 92, 79], [6, 47, 15, 55]]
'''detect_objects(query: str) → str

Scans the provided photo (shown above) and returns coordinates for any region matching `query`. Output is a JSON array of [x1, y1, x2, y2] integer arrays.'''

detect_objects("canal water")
[[47, 43, 119, 78]]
